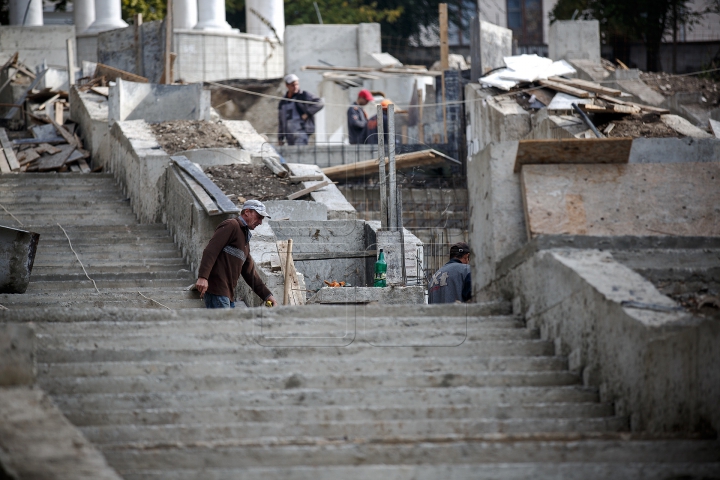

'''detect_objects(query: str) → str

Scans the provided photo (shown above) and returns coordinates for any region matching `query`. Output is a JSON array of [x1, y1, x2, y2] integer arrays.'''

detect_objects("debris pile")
[[205, 164, 295, 202], [150, 120, 239, 155]]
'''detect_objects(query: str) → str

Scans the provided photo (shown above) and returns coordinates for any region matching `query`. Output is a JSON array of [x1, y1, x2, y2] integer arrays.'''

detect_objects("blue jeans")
[[204, 293, 235, 309]]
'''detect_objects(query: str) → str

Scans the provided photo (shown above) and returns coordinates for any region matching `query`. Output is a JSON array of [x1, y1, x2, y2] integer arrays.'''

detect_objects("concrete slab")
[[548, 21, 600, 63], [0, 26, 75, 70], [108, 79, 211, 125], [521, 162, 720, 238], [265, 201, 328, 221], [174, 148, 251, 167], [70, 86, 111, 167], [471, 19, 512, 81], [661, 114, 714, 138], [309, 285, 424, 304], [286, 163, 357, 220]]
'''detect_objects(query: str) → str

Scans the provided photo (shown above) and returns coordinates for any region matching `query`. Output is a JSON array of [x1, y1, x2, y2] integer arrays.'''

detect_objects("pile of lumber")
[[6, 120, 91, 173]]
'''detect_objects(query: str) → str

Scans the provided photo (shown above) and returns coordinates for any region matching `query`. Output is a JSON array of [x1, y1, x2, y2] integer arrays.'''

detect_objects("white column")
[[194, 0, 231, 30], [9, 0, 43, 26], [246, 0, 284, 41], [85, 0, 128, 33], [73, 0, 95, 34], [173, 0, 197, 29]]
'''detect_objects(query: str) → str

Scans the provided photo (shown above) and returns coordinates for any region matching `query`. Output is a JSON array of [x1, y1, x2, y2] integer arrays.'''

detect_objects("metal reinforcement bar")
[[377, 104, 388, 229]]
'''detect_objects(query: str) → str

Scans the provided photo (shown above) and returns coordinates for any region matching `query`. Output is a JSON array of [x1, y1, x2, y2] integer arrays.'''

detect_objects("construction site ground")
[[150, 120, 239, 155], [205, 163, 296, 202], [640, 71, 720, 107]]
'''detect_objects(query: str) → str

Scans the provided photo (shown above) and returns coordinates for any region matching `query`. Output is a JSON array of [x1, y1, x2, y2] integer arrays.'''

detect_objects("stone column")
[[85, 0, 128, 33], [194, 0, 231, 30], [245, 0, 284, 41], [173, 0, 197, 29], [73, 0, 95, 34], [9, 0, 43, 26]]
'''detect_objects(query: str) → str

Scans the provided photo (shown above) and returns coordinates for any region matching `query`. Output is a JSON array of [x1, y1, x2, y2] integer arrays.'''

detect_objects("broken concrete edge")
[[0, 323, 35, 386], [490, 247, 719, 434], [309, 285, 425, 304], [0, 386, 123, 480]]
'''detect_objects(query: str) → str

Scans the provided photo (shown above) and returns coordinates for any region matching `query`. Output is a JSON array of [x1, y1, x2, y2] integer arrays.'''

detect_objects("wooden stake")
[[439, 3, 449, 70], [417, 88, 424, 143], [283, 239, 293, 305], [134, 13, 144, 77], [66, 38, 76, 87], [164, 0, 173, 84], [54, 102, 64, 125]]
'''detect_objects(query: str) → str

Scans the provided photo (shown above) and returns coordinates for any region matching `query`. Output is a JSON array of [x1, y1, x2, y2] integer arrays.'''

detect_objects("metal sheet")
[[0, 225, 40, 294]]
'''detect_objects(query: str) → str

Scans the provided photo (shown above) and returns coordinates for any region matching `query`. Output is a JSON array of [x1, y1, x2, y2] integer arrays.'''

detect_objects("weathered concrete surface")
[[70, 86, 111, 167], [660, 114, 714, 138], [265, 200, 328, 221], [309, 285, 425, 304], [97, 20, 165, 83], [496, 248, 720, 434], [77, 33, 98, 64], [0, 26, 76, 70], [173, 147, 251, 167], [370, 224, 424, 287], [521, 162, 720, 237], [0, 386, 122, 480], [0, 323, 34, 386], [567, 59, 611, 83], [108, 79, 211, 125], [548, 21, 600, 63], [174, 30, 283, 83], [287, 163, 357, 220], [471, 19, 512, 82], [608, 69, 666, 107]]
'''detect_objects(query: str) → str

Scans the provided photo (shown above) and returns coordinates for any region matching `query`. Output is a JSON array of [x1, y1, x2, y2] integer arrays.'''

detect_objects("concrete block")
[[176, 148, 251, 167], [310, 285, 425, 304], [265, 201, 328, 221], [286, 163, 357, 220], [661, 114, 714, 138], [567, 59, 610, 82], [70, 86, 111, 167], [465, 83, 531, 154], [471, 19, 512, 81], [0, 26, 75, 69], [77, 34, 99, 63], [98, 20, 165, 83], [357, 23, 382, 67], [224, 120, 280, 162], [496, 247, 720, 433], [0, 324, 35, 386], [108, 79, 211, 125], [548, 20, 600, 63]]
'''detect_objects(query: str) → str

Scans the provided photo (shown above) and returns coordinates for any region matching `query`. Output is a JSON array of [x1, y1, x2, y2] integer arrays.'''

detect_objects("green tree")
[[283, 0, 402, 26], [121, 0, 166, 22]]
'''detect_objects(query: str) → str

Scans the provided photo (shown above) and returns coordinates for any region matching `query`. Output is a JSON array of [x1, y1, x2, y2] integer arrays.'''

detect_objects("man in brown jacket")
[[195, 200, 278, 308]]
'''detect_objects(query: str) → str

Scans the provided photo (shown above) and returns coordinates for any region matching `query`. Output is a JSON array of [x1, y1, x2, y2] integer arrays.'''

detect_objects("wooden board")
[[170, 155, 239, 214], [48, 116, 77, 147], [538, 79, 591, 98], [94, 63, 149, 83], [521, 162, 720, 238], [548, 76, 622, 97], [77, 158, 91, 173], [513, 138, 632, 173], [13, 137, 66, 146], [0, 151, 10, 173], [289, 175, 324, 184], [0, 129, 19, 171], [176, 167, 221, 215], [3, 68, 47, 119], [598, 94, 670, 114], [287, 180, 329, 200], [36, 144, 75, 172], [293, 251, 377, 261], [36, 143, 61, 155], [277, 240, 305, 306], [322, 149, 460, 180], [18, 149, 40, 165]]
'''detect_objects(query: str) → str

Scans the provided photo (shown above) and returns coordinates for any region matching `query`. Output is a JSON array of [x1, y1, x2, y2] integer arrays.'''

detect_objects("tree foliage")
[[121, 0, 166, 22], [283, 0, 402, 26]]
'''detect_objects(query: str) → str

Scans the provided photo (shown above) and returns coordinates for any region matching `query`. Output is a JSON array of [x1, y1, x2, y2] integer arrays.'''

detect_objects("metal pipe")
[[283, 239, 293, 305], [387, 103, 397, 230], [571, 102, 604, 138], [376, 104, 388, 229], [397, 186, 406, 286]]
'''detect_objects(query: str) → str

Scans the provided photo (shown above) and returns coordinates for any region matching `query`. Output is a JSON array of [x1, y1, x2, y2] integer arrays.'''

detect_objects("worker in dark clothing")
[[428, 242, 472, 304], [347, 89, 373, 144], [278, 73, 324, 146], [195, 200, 278, 308]]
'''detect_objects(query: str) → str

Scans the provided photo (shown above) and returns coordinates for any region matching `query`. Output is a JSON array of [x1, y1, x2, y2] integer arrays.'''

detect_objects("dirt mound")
[[150, 120, 239, 155], [640, 72, 720, 109], [205, 164, 297, 202]]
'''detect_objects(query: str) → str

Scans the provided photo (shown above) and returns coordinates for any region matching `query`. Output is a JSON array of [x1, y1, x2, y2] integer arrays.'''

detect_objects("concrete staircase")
[[33, 303, 720, 479], [0, 173, 202, 309]]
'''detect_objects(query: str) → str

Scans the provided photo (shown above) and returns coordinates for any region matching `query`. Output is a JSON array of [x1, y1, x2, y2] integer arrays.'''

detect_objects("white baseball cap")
[[284, 73, 299, 84], [241, 199, 271, 218]]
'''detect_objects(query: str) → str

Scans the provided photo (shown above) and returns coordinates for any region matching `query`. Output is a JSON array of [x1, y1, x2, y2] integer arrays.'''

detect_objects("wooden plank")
[[1, 52, 19, 73], [89, 87, 109, 98], [287, 180, 330, 200], [0, 151, 10, 173], [548, 76, 622, 97], [4, 68, 47, 119], [538, 79, 591, 98], [0, 129, 19, 171], [48, 116, 78, 147], [598, 94, 670, 114], [277, 240, 305, 306], [170, 155, 239, 213], [36, 143, 61, 155], [176, 167, 221, 215], [293, 251, 377, 261], [513, 138, 632, 173], [54, 101, 64, 125], [323, 149, 460, 180], [18, 149, 40, 165], [289, 175, 324, 184], [66, 37, 76, 87], [36, 94, 60, 112], [77, 158, 91, 173], [439, 3, 449, 70], [36, 144, 75, 172], [521, 162, 720, 238], [302, 65, 377, 73], [164, 1, 173, 84], [94, 63, 148, 83], [69, 164, 81, 172]]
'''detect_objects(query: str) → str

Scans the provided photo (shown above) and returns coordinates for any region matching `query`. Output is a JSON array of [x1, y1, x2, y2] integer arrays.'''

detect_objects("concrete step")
[[0, 213, 140, 225], [0, 172, 115, 183], [0, 289, 200, 305], [30, 224, 169, 235], [34, 248, 184, 260], [32, 264, 192, 276], [26, 278, 194, 292], [38, 370, 581, 395], [81, 417, 628, 447], [114, 461, 720, 480], [29, 270, 194, 283], [33, 259, 188, 270], [99, 438, 720, 472], [36, 233, 174, 245], [60, 401, 611, 427], [4, 205, 137, 216], [0, 296, 202, 310], [38, 355, 568, 379], [49, 386, 602, 412], [0, 194, 128, 204]]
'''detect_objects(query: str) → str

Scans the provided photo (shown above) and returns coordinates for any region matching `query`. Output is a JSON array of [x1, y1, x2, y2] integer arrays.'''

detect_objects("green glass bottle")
[[373, 249, 387, 287]]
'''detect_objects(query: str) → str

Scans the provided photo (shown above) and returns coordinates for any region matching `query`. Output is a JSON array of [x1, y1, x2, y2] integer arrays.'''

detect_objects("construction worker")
[[278, 73, 324, 146], [347, 89, 373, 144], [428, 242, 472, 304], [195, 200, 278, 308]]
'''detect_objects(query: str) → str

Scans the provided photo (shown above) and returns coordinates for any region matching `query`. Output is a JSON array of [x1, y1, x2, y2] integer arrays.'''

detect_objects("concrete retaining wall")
[[496, 247, 720, 434], [0, 26, 75, 69], [70, 87, 110, 167], [548, 20, 601, 63], [108, 79, 211, 125]]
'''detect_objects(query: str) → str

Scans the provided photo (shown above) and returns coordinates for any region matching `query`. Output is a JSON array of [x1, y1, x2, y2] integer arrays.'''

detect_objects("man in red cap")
[[347, 89, 373, 144]]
